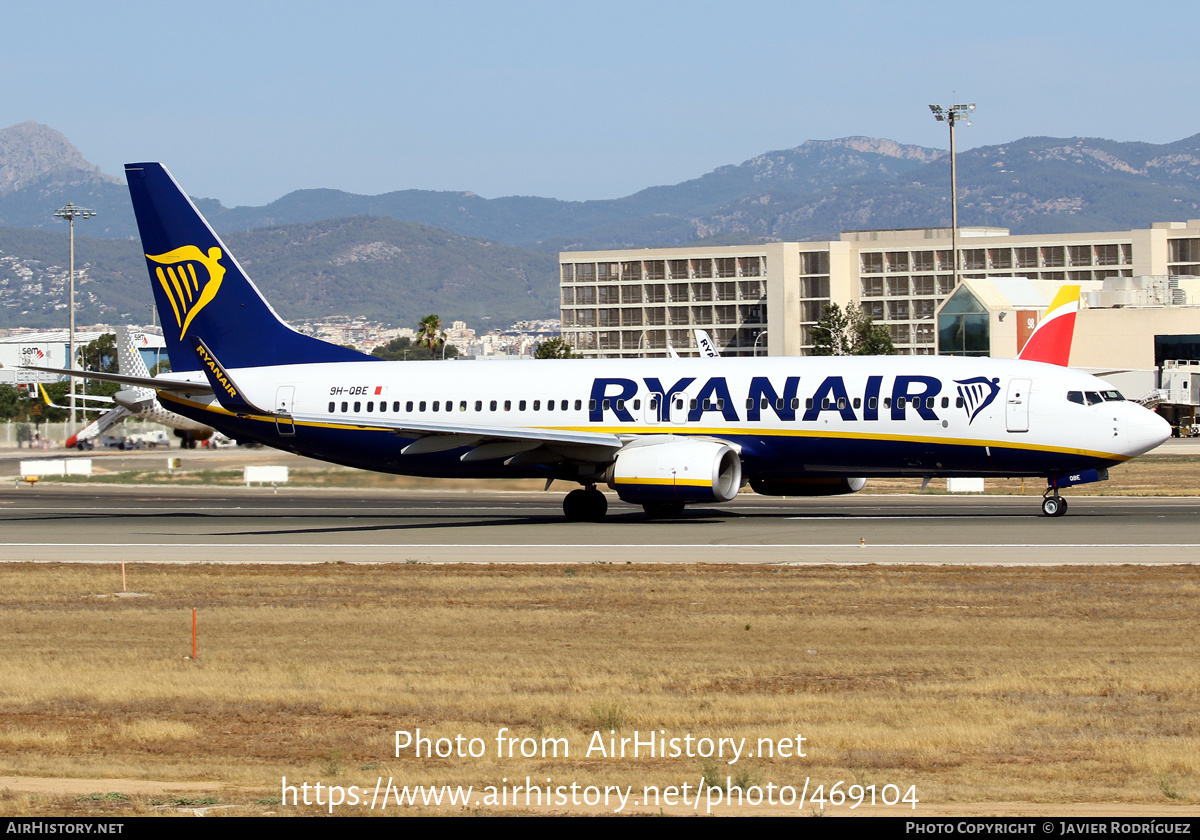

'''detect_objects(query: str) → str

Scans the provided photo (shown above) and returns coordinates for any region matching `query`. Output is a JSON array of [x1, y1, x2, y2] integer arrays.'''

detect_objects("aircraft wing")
[[20, 365, 213, 394], [289, 410, 626, 463]]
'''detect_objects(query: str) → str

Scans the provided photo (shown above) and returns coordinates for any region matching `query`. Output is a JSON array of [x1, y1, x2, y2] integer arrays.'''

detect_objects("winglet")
[[1017, 285, 1080, 366]]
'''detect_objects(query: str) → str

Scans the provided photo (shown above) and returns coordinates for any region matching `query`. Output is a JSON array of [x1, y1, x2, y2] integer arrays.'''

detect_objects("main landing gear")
[[1041, 489, 1068, 517], [563, 486, 608, 522]]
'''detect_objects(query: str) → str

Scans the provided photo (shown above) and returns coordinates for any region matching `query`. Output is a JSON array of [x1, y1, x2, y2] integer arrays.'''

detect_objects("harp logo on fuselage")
[[146, 245, 226, 341]]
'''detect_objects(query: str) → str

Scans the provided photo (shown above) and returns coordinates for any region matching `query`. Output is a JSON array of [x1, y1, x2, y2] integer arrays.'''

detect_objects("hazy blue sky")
[[6, 0, 1196, 206]]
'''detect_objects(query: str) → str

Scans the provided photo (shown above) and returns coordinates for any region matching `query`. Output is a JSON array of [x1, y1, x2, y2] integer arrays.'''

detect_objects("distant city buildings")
[[261, 316, 562, 359]]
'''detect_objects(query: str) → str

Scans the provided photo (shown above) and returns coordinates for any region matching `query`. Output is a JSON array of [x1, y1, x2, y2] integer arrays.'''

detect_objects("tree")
[[371, 335, 458, 361], [810, 303, 853, 356], [810, 303, 894, 356], [417, 314, 444, 353], [847, 304, 895, 355], [533, 337, 578, 359], [78, 333, 117, 373]]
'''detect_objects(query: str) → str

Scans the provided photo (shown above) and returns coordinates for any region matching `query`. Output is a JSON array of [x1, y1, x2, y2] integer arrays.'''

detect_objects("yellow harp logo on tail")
[[146, 246, 226, 340]]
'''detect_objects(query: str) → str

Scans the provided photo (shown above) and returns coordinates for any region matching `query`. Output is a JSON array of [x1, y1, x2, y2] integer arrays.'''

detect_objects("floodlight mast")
[[52, 202, 98, 433], [928, 101, 975, 288]]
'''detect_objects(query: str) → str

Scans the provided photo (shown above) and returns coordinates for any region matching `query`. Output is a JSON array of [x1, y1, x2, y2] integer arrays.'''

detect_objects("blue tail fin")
[[125, 163, 376, 372]]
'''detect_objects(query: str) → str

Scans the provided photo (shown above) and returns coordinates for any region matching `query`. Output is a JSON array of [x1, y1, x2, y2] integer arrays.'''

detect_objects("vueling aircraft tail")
[[1017, 284, 1080, 366], [125, 163, 376, 372]]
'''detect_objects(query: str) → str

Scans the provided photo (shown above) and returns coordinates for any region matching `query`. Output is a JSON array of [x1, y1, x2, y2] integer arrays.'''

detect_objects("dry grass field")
[[2, 562, 1199, 816]]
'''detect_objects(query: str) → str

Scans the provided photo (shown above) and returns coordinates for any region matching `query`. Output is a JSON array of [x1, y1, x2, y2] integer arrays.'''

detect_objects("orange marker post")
[[192, 608, 197, 660]]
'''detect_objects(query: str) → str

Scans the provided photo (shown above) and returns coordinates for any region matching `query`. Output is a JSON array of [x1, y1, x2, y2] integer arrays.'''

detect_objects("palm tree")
[[417, 314, 444, 353]]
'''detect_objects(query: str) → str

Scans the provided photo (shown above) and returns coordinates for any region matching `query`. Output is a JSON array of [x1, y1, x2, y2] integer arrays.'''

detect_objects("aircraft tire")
[[563, 488, 607, 522], [1041, 496, 1067, 517], [643, 502, 685, 519]]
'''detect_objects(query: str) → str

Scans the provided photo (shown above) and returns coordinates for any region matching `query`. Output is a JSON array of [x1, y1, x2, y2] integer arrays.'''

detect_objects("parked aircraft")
[[30, 163, 1171, 518], [64, 326, 216, 449]]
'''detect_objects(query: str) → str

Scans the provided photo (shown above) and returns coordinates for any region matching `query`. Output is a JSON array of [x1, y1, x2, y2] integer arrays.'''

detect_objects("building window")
[[1068, 245, 1093, 266], [800, 277, 829, 298], [801, 252, 829, 275], [911, 275, 935, 296], [861, 278, 884, 297], [1042, 246, 1065, 268]]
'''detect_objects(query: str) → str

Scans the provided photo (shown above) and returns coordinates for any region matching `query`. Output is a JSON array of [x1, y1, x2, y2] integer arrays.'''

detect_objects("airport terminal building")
[[558, 220, 1200, 363]]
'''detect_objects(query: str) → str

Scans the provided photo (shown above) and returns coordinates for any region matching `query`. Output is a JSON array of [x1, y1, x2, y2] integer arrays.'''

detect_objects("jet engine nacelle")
[[750, 477, 866, 496], [606, 439, 742, 504]]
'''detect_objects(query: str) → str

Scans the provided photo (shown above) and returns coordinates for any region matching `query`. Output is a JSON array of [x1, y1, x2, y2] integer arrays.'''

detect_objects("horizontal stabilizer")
[[21, 364, 213, 393]]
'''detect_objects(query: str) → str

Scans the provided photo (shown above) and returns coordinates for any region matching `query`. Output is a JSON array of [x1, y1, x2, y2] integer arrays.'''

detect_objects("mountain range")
[[2, 121, 1200, 330]]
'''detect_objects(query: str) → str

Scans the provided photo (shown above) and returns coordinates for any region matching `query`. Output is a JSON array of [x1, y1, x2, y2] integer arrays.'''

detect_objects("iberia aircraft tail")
[[124, 163, 377, 372], [1016, 284, 1080, 366]]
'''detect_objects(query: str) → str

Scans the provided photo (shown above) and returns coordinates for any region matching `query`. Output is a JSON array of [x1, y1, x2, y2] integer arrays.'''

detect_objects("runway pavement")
[[1, 483, 1197, 565]]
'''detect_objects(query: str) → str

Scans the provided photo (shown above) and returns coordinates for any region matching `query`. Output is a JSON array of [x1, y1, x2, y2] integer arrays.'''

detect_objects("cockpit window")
[[1067, 391, 1084, 405], [1100, 390, 1125, 401], [1085, 391, 1103, 405]]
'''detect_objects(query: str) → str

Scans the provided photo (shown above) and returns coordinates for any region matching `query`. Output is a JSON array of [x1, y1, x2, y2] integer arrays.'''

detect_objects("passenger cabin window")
[[575, 399, 583, 411], [354, 401, 361, 412], [328, 402, 335, 412], [406, 401, 413, 412], [490, 400, 497, 411]]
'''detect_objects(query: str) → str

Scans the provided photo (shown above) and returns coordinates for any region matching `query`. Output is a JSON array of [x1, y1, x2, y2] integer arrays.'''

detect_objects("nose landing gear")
[[1041, 490, 1068, 517]]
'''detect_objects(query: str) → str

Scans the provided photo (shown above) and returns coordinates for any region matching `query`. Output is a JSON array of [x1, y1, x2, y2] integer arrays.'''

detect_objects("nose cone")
[[1124, 405, 1172, 458]]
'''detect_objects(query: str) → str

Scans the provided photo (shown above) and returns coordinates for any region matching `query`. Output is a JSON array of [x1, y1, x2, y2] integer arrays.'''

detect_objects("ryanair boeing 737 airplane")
[[31, 163, 1171, 519]]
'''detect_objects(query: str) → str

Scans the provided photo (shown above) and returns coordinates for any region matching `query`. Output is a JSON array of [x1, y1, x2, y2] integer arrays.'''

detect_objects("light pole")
[[53, 202, 97, 433], [753, 329, 768, 357], [928, 100, 974, 289]]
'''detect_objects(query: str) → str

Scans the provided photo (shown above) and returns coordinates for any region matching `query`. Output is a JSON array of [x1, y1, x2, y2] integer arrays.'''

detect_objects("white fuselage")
[[155, 354, 1170, 483]]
